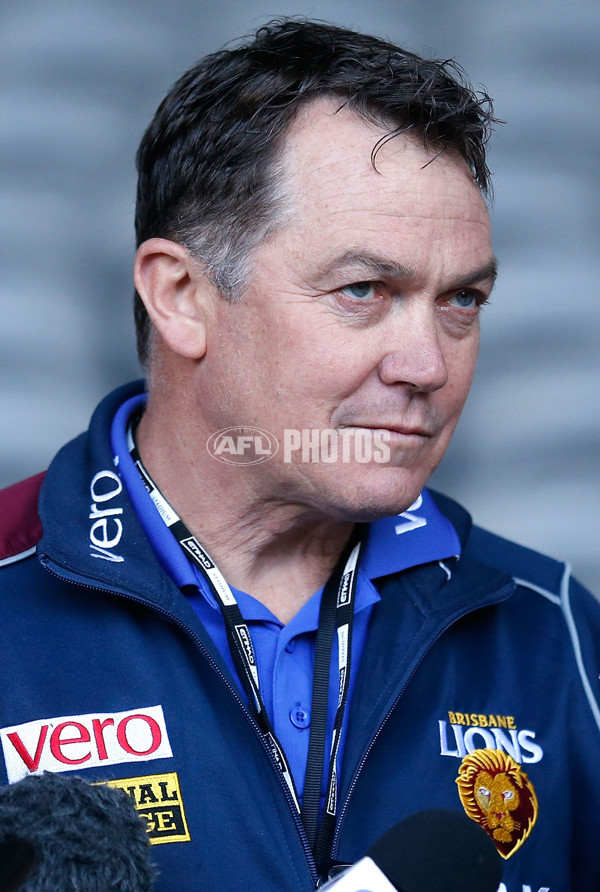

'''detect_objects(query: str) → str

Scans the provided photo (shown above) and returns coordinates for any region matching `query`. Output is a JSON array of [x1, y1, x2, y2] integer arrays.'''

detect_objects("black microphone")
[[321, 808, 503, 891], [0, 771, 157, 891]]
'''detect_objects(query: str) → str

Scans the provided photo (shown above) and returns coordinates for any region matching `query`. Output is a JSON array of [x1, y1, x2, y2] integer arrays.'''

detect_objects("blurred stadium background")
[[1, 0, 598, 592]]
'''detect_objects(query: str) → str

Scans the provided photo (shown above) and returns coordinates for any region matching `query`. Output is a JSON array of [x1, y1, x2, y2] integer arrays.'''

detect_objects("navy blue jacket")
[[1, 382, 599, 892]]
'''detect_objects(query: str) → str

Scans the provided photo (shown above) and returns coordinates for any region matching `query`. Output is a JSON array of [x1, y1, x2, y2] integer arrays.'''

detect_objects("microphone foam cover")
[[0, 771, 156, 892], [367, 808, 502, 892]]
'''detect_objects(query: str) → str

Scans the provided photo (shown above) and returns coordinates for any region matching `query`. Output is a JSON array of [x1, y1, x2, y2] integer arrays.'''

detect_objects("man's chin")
[[308, 465, 431, 523]]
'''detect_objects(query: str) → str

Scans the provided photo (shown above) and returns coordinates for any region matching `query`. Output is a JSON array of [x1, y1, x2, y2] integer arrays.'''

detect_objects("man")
[[0, 19, 598, 892]]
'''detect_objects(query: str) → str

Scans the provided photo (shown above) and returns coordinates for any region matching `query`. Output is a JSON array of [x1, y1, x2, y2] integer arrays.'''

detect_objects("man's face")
[[200, 101, 495, 521]]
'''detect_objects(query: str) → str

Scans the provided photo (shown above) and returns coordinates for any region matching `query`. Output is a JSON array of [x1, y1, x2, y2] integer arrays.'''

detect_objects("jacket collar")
[[38, 381, 176, 608]]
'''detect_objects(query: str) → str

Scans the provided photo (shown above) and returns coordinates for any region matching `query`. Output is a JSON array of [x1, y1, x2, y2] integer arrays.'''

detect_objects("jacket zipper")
[[41, 561, 319, 886]]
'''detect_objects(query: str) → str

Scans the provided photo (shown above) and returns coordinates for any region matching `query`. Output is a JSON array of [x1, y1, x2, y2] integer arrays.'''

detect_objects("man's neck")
[[135, 405, 354, 624]]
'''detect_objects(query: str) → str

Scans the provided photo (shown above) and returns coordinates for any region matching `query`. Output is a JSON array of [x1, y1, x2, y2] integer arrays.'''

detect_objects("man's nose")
[[377, 308, 449, 393]]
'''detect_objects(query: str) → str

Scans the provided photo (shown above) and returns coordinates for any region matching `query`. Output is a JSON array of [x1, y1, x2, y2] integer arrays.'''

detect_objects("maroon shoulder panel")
[[0, 471, 46, 562]]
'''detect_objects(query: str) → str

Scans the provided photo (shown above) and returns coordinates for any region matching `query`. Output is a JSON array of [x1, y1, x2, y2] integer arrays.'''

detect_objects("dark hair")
[[134, 18, 497, 365]]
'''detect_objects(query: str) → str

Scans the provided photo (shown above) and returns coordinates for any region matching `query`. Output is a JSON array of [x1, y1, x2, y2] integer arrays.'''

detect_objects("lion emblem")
[[456, 749, 538, 859]]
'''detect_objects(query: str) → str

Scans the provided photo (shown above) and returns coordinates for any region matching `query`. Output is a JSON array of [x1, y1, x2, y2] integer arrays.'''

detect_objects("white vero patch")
[[0, 705, 173, 784]]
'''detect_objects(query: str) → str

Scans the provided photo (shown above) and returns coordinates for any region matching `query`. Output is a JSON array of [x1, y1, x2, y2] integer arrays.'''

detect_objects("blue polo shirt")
[[111, 395, 460, 806]]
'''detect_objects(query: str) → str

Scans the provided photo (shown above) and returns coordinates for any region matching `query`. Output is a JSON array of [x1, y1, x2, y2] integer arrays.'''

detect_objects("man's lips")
[[339, 424, 434, 438]]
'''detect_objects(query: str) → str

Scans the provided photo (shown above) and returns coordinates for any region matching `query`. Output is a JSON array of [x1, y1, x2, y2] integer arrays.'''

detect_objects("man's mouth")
[[340, 424, 433, 439]]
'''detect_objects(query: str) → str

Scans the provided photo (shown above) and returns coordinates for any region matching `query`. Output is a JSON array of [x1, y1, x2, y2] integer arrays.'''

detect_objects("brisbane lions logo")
[[456, 748, 538, 859]]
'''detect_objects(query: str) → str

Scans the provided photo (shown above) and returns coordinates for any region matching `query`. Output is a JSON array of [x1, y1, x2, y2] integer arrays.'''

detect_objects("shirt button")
[[285, 640, 296, 654], [290, 706, 311, 729]]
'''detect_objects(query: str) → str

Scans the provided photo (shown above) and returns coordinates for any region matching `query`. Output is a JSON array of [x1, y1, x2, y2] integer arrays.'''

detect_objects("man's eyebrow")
[[312, 251, 498, 287], [312, 251, 416, 281], [453, 257, 499, 289]]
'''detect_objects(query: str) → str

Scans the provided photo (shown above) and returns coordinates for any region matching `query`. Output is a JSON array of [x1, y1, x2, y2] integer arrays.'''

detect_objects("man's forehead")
[[280, 98, 483, 209], [264, 98, 493, 290], [282, 99, 391, 176]]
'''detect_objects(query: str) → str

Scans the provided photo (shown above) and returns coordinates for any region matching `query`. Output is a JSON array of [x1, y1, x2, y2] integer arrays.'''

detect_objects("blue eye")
[[341, 282, 376, 300], [449, 290, 478, 309]]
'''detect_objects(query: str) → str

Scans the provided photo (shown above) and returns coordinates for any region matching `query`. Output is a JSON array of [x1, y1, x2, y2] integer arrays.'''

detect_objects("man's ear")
[[134, 238, 212, 360]]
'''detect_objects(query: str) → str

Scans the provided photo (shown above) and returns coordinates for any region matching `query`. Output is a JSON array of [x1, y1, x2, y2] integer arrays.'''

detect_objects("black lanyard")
[[126, 420, 362, 861]]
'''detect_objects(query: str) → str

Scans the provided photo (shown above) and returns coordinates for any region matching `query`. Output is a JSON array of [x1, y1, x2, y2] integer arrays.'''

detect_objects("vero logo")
[[0, 706, 173, 784]]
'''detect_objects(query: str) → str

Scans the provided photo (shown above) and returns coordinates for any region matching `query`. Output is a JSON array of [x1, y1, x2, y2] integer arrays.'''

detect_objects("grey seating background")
[[1, 0, 598, 593]]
